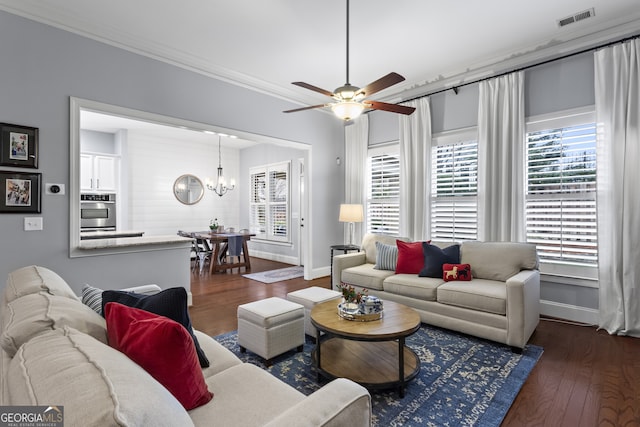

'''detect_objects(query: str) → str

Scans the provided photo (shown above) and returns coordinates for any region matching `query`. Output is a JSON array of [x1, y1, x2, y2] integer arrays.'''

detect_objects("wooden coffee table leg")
[[399, 337, 405, 398], [316, 328, 322, 381]]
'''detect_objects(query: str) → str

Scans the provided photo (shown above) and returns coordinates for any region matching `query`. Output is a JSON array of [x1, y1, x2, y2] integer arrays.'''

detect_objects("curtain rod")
[[400, 32, 640, 103]]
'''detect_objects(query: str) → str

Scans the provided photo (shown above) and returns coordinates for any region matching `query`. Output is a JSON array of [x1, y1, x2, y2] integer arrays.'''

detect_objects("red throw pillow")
[[396, 240, 429, 274], [442, 264, 472, 282], [104, 302, 213, 410]]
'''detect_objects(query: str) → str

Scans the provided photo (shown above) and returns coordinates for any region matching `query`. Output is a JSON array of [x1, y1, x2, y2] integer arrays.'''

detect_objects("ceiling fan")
[[284, 0, 415, 121]]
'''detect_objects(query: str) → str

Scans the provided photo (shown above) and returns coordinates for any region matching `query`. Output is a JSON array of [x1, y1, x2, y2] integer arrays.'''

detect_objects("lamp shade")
[[339, 204, 364, 223]]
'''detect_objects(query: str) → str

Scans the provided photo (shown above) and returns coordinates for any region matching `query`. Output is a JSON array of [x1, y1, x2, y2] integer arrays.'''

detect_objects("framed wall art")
[[0, 171, 41, 213], [0, 123, 39, 168]]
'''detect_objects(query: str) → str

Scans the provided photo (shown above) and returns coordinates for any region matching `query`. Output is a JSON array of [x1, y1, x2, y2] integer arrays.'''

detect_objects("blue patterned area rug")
[[215, 324, 543, 426], [242, 266, 304, 284]]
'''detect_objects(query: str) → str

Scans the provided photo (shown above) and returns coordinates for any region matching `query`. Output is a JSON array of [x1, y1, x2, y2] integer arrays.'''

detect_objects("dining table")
[[192, 231, 256, 274]]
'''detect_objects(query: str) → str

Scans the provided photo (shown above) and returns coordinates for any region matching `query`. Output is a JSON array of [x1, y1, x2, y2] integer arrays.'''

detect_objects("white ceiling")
[[2, 0, 640, 113]]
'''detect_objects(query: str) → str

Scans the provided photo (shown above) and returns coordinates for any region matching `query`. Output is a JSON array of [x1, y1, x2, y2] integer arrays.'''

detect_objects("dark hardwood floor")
[[189, 258, 640, 427]]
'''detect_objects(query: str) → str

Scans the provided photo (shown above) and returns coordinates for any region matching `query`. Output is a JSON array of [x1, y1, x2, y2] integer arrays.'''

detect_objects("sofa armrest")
[[264, 378, 371, 427], [332, 252, 367, 290], [505, 269, 540, 348]]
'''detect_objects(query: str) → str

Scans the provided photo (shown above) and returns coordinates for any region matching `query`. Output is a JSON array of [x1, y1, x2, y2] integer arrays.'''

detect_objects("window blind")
[[366, 152, 400, 235], [430, 140, 478, 241], [525, 122, 597, 266]]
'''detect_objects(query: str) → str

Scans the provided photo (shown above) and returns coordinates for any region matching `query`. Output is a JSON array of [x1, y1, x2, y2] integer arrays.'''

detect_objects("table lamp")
[[339, 204, 364, 245]]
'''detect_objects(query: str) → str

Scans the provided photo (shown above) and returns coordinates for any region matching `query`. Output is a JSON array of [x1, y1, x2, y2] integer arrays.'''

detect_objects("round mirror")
[[173, 174, 204, 205]]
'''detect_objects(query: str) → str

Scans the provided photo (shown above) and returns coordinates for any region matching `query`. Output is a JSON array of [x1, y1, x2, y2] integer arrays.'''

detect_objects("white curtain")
[[594, 38, 640, 337], [344, 114, 368, 245], [477, 71, 525, 242], [399, 97, 432, 241]]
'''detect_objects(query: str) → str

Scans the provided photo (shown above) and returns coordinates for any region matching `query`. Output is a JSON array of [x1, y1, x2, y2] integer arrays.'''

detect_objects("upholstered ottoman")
[[286, 287, 342, 338], [237, 297, 305, 364]]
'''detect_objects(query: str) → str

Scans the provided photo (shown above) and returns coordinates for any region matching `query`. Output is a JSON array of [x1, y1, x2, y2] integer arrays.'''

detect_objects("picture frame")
[[0, 123, 39, 168], [0, 171, 41, 213]]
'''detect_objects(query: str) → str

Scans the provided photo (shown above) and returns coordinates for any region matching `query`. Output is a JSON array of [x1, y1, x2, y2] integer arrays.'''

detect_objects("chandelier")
[[206, 134, 235, 197]]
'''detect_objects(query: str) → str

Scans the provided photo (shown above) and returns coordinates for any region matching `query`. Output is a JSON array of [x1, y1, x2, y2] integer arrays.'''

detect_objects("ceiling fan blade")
[[291, 82, 335, 98], [356, 72, 406, 97], [283, 104, 327, 113], [365, 100, 416, 115]]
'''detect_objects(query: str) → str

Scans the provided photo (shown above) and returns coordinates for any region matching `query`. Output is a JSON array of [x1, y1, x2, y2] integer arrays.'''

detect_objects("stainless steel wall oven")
[[80, 193, 116, 231]]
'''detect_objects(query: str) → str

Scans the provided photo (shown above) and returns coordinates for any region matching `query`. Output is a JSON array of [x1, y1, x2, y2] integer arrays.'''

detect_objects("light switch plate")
[[24, 217, 43, 231]]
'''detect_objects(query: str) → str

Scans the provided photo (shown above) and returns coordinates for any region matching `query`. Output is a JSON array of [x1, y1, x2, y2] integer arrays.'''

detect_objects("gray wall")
[[0, 10, 344, 292], [368, 51, 599, 317]]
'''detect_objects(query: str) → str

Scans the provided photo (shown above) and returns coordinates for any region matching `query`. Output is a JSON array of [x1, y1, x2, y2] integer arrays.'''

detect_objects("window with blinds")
[[366, 148, 400, 235], [249, 162, 290, 242], [431, 133, 478, 242], [525, 119, 597, 268]]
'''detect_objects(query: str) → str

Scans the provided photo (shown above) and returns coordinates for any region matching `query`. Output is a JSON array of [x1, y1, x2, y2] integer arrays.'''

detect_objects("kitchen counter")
[[80, 230, 146, 240], [78, 234, 192, 250]]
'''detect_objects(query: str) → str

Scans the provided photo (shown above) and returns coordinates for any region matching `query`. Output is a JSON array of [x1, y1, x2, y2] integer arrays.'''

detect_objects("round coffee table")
[[310, 299, 421, 397]]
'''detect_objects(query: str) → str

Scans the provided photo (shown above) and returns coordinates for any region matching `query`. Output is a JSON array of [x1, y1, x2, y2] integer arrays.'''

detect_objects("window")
[[249, 161, 290, 242], [366, 145, 400, 235], [431, 129, 478, 242], [525, 108, 597, 278]]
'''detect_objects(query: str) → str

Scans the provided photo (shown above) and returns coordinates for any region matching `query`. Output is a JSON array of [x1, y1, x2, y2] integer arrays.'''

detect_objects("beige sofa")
[[1, 266, 371, 427], [332, 234, 540, 350]]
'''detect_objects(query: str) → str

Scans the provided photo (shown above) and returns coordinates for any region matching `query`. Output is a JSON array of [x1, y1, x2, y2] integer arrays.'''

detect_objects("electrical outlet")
[[45, 183, 65, 195], [24, 217, 43, 231]]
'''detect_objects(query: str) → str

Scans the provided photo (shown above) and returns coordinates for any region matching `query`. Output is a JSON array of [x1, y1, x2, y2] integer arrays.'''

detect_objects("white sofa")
[[332, 234, 540, 350], [1, 266, 371, 427]]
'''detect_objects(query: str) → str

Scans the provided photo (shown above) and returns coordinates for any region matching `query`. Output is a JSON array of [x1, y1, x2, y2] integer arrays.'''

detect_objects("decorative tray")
[[337, 302, 383, 322]]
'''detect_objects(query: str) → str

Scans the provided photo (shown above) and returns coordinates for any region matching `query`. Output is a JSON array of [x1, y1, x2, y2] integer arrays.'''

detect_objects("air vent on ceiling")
[[558, 8, 595, 27]]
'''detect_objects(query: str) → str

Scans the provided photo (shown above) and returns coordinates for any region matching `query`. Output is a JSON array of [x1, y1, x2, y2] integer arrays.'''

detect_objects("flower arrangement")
[[338, 283, 367, 304], [209, 218, 218, 230]]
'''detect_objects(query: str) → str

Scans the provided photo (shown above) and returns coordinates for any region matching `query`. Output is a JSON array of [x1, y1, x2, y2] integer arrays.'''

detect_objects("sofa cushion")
[[189, 363, 305, 426], [395, 241, 426, 274], [102, 287, 209, 368], [341, 264, 394, 291], [461, 241, 538, 281], [382, 274, 441, 301], [4, 265, 78, 303], [437, 279, 507, 315], [373, 242, 398, 271], [443, 264, 472, 282], [361, 233, 409, 265], [419, 243, 460, 278], [7, 327, 194, 427], [104, 302, 213, 410], [1, 292, 107, 357]]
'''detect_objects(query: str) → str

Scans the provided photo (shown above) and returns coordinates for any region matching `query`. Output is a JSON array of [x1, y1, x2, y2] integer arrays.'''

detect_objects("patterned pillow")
[[442, 264, 472, 282], [81, 284, 104, 315], [374, 242, 398, 271]]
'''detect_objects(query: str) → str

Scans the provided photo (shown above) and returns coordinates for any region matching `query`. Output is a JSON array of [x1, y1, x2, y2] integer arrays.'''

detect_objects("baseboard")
[[310, 266, 331, 281], [540, 299, 598, 325], [249, 250, 298, 266]]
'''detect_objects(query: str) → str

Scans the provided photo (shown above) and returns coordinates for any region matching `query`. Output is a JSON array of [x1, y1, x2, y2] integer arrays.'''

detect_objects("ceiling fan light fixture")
[[331, 101, 364, 121]]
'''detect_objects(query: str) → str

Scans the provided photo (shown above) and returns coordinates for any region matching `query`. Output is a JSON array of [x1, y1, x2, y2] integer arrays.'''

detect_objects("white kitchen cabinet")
[[81, 154, 118, 191]]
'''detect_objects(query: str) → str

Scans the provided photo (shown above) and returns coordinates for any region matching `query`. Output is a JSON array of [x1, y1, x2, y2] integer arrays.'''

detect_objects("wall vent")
[[557, 8, 595, 27]]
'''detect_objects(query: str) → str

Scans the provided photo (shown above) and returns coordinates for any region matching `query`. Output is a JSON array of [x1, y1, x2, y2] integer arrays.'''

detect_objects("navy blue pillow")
[[101, 287, 210, 368], [419, 243, 460, 278]]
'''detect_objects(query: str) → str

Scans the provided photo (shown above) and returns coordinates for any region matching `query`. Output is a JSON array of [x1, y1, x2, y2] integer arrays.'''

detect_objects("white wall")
[[126, 132, 241, 235]]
